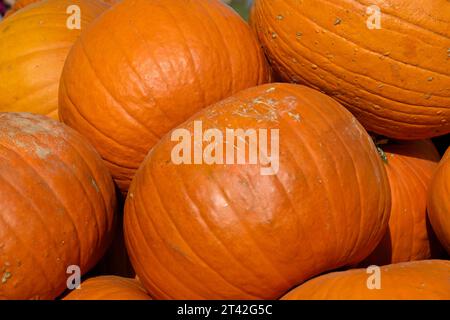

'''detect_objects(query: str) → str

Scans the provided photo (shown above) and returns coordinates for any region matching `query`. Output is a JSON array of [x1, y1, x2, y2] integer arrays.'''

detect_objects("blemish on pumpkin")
[[311, 64, 318, 70], [276, 14, 284, 20], [129, 193, 134, 199], [91, 178, 100, 193], [296, 32, 302, 39], [427, 77, 434, 82], [266, 87, 276, 93], [334, 18, 342, 25], [423, 93, 432, 100], [1, 271, 11, 284], [287, 112, 301, 122], [271, 32, 278, 39], [35, 145, 51, 159]]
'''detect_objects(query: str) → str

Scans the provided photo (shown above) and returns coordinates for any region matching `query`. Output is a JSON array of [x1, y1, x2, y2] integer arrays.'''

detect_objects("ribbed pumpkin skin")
[[250, 0, 450, 139], [124, 83, 391, 300], [282, 260, 450, 300], [59, 0, 270, 193], [363, 140, 441, 265], [0, 0, 110, 119], [428, 148, 450, 254], [0, 113, 116, 300], [63, 276, 151, 300], [5, 0, 118, 17]]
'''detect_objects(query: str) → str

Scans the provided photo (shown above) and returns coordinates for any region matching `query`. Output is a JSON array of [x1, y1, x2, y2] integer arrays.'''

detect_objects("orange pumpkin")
[[428, 147, 450, 254], [124, 83, 391, 299], [250, 0, 450, 139], [5, 0, 118, 17], [363, 140, 442, 265], [282, 260, 450, 300], [0, 112, 116, 300], [5, 0, 42, 17], [63, 276, 151, 300], [59, 0, 271, 193], [0, 0, 110, 119]]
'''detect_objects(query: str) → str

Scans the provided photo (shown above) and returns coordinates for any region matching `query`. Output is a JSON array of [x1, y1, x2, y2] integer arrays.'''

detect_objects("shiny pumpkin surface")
[[59, 0, 270, 193], [250, 0, 450, 139], [0, 0, 110, 119], [124, 83, 391, 299], [0, 113, 116, 300], [428, 148, 450, 254], [364, 140, 441, 265], [282, 260, 450, 300]]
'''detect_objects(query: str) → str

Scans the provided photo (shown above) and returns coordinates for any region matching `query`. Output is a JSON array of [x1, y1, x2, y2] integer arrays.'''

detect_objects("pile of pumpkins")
[[0, 0, 449, 300]]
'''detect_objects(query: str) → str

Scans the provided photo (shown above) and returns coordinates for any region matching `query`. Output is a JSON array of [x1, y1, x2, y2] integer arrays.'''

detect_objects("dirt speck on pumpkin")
[[1, 271, 12, 284]]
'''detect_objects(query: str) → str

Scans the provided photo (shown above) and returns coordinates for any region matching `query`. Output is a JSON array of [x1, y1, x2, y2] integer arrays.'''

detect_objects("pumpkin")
[[63, 276, 151, 300], [5, 0, 119, 17], [4, 0, 41, 17], [0, 0, 110, 119], [59, 0, 271, 193], [250, 0, 450, 139], [0, 112, 116, 300], [124, 83, 391, 299], [282, 260, 450, 300], [362, 140, 442, 265], [428, 147, 450, 254]]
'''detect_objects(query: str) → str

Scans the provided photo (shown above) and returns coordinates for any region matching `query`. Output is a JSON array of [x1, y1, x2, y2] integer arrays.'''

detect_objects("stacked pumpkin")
[[0, 0, 448, 300]]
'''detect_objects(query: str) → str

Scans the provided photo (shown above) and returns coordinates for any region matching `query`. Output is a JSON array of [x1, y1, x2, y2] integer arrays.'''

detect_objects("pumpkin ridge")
[[303, 89, 391, 261], [78, 39, 162, 142], [261, 29, 450, 111], [1, 82, 57, 111], [280, 85, 361, 260], [207, 170, 294, 289], [130, 175, 219, 299], [158, 2, 209, 109], [270, 92, 339, 263], [50, 130, 112, 243], [264, 16, 450, 101], [0, 169, 60, 293], [0, 205, 57, 296], [174, 169, 272, 298], [125, 19, 178, 123], [280, 0, 450, 79], [106, 30, 172, 133], [0, 43, 71, 66], [348, 0, 450, 39], [147, 167, 267, 299], [1, 138, 86, 265], [125, 201, 173, 299], [61, 77, 144, 154], [194, 0, 237, 94]]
